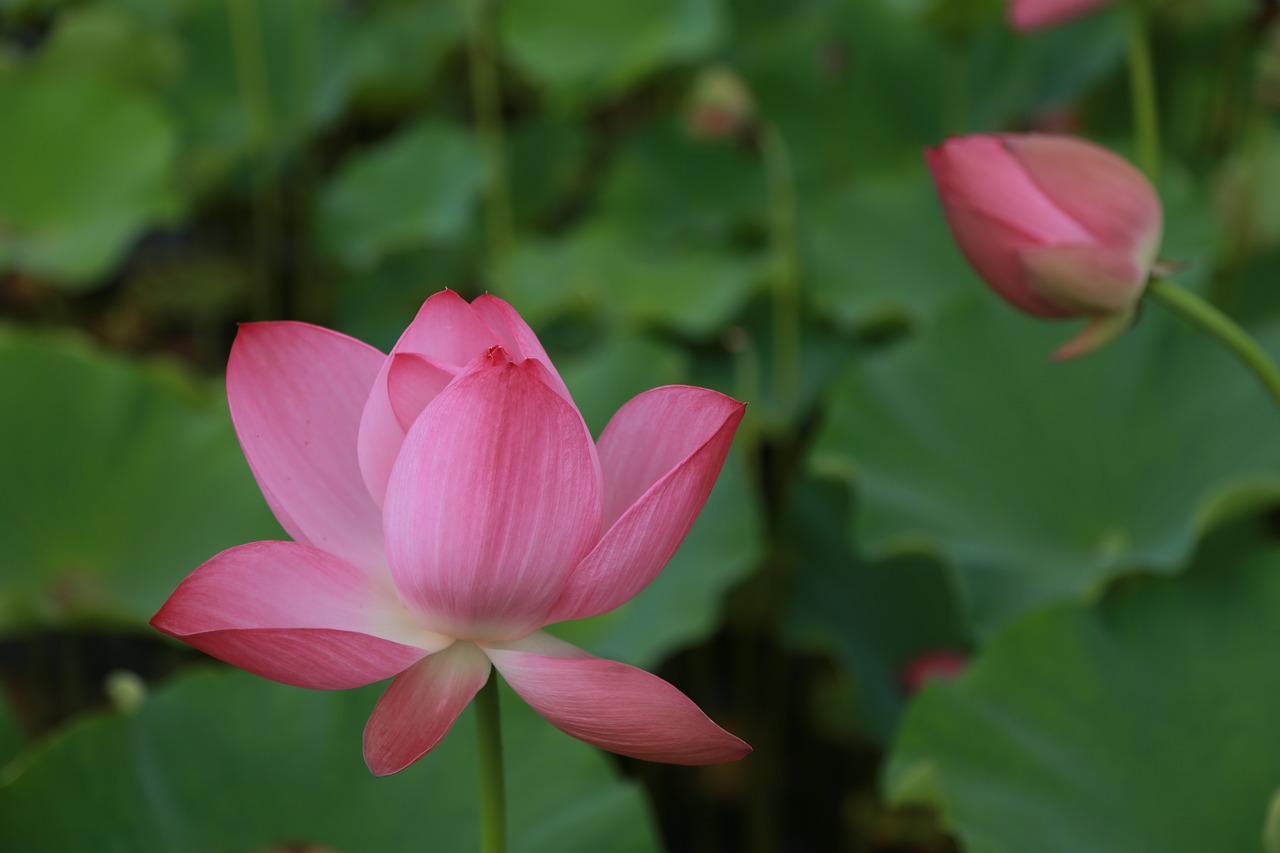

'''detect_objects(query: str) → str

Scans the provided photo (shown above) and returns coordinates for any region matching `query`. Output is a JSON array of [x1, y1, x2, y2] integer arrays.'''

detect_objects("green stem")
[[476, 675, 507, 853], [1147, 277, 1280, 410], [228, 0, 279, 321], [1126, 0, 1160, 183], [760, 122, 802, 430], [468, 0, 514, 288]]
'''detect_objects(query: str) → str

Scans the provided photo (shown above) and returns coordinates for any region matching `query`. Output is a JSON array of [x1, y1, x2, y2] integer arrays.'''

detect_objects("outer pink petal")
[[470, 294, 572, 403], [363, 641, 492, 776], [550, 387, 744, 622], [1002, 134, 1162, 260], [926, 137, 1093, 245], [1019, 244, 1146, 314], [151, 541, 443, 689], [228, 322, 386, 575], [484, 633, 750, 765], [383, 351, 602, 640], [1009, 0, 1114, 31], [357, 291, 499, 506]]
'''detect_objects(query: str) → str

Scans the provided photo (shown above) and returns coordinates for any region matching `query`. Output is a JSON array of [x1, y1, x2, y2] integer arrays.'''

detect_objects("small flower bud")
[[926, 133, 1163, 359], [1008, 0, 1116, 31], [901, 650, 967, 694], [683, 65, 756, 142]]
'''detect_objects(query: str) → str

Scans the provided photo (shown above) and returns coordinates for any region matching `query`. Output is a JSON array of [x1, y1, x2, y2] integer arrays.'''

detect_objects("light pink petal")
[[228, 322, 386, 575], [363, 641, 492, 776], [1002, 134, 1162, 259], [386, 353, 457, 432], [1009, 0, 1115, 31], [484, 633, 750, 765], [357, 291, 500, 506], [1051, 309, 1136, 362], [550, 387, 744, 622], [470, 294, 573, 403], [383, 351, 602, 640], [1019, 244, 1147, 314], [151, 541, 443, 689]]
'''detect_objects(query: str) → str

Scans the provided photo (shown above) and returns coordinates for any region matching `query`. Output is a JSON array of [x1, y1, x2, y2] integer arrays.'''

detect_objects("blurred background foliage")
[[2, 0, 1279, 850]]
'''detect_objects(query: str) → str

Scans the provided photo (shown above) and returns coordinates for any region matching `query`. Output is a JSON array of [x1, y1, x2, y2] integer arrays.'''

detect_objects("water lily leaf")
[[0, 691, 21, 768], [885, 543, 1280, 853], [503, 224, 765, 338], [319, 120, 486, 269], [502, 0, 724, 107], [811, 294, 1280, 636], [0, 72, 175, 287], [0, 668, 658, 852], [0, 331, 281, 632]]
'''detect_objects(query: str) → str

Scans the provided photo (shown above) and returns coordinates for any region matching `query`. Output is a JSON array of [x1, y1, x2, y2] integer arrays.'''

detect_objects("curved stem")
[[1147, 277, 1280, 410], [1126, 0, 1160, 183], [476, 675, 507, 853]]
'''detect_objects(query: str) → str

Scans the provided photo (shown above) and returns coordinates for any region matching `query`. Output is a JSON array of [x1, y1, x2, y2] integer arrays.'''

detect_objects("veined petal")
[[228, 322, 386, 575], [363, 642, 491, 776], [484, 633, 750, 765], [151, 541, 443, 689], [357, 291, 498, 506], [550, 387, 744, 622], [471, 294, 573, 403], [384, 352, 602, 640]]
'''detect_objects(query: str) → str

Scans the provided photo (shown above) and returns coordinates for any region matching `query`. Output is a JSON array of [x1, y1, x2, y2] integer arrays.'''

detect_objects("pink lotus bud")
[[1008, 0, 1115, 31], [926, 133, 1163, 359], [901, 650, 968, 695]]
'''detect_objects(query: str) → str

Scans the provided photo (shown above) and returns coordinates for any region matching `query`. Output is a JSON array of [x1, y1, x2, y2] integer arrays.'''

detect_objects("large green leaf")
[[319, 119, 486, 269], [0, 331, 281, 632], [886, 541, 1280, 853], [0, 72, 175, 286], [503, 0, 724, 107], [503, 223, 765, 338], [812, 294, 1280, 636], [0, 668, 658, 852]]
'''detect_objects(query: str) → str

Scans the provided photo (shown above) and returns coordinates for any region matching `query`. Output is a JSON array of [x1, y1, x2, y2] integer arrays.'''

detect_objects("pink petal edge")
[[151, 541, 443, 689], [228, 322, 387, 575], [363, 642, 492, 776], [550, 387, 744, 623], [485, 633, 750, 765]]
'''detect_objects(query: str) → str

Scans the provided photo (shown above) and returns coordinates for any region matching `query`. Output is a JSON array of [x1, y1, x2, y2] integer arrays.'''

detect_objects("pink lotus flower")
[[152, 290, 750, 775], [901, 650, 967, 694], [1008, 0, 1114, 31], [926, 133, 1162, 359]]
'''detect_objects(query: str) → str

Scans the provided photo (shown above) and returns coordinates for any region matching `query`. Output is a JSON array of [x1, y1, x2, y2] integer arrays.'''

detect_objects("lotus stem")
[[476, 674, 507, 853], [1126, 0, 1160, 183], [1147, 277, 1280, 412]]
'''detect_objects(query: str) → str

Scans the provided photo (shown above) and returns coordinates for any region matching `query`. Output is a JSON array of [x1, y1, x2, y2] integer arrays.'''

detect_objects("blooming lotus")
[[1008, 0, 1115, 31], [926, 133, 1162, 359], [152, 290, 750, 775]]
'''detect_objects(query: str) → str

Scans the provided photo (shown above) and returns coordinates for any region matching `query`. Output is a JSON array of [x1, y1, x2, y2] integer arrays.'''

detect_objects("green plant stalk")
[[468, 0, 514, 287], [1147, 278, 1280, 411], [760, 123, 802, 431], [476, 675, 507, 853], [228, 0, 280, 321], [1126, 0, 1160, 183]]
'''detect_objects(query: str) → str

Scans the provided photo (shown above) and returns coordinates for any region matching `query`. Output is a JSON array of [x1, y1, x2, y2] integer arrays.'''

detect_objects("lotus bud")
[[926, 133, 1163, 360], [1008, 0, 1116, 31], [901, 650, 967, 694], [684, 65, 756, 142]]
